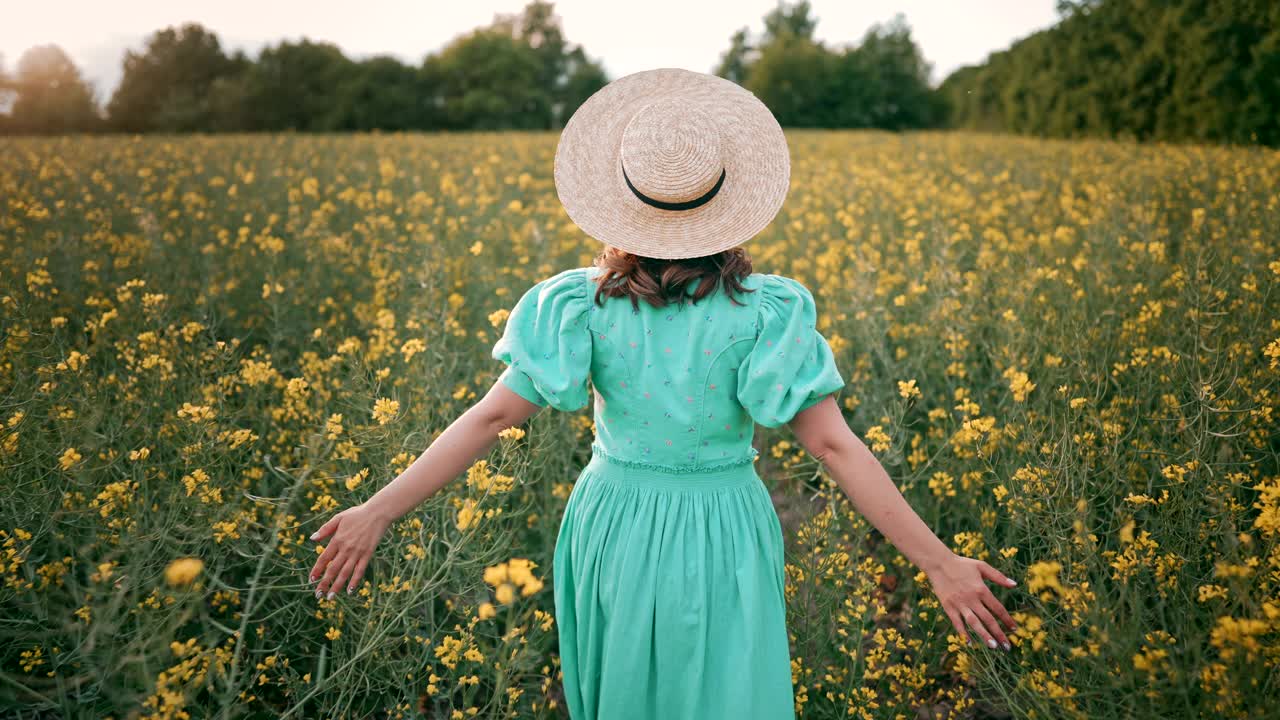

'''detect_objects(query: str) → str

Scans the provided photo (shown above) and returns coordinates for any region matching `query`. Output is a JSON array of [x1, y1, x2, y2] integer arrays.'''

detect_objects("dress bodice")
[[491, 266, 845, 473]]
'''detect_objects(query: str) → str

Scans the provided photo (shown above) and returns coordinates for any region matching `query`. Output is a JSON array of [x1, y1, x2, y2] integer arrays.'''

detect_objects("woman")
[[307, 68, 1018, 719]]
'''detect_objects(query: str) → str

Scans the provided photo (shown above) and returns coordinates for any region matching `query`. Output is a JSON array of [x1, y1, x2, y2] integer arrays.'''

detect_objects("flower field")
[[1, 130, 1278, 718]]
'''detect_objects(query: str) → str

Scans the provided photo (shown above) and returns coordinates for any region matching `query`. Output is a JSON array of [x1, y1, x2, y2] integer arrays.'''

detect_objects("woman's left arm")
[[307, 381, 543, 598]]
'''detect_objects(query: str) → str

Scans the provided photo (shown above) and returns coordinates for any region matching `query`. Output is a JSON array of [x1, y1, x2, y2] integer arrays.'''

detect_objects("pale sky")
[[3, 1, 1060, 104]]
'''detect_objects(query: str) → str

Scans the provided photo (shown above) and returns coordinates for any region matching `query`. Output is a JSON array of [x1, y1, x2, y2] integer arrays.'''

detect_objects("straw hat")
[[554, 67, 791, 260]]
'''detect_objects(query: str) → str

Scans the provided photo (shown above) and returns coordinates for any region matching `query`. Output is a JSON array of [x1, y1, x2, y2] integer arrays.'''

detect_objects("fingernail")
[[987, 638, 997, 649], [310, 533, 318, 540], [1009, 579, 1018, 586], [1003, 642, 1011, 651], [327, 591, 335, 601], [346, 587, 352, 595], [315, 589, 322, 599]]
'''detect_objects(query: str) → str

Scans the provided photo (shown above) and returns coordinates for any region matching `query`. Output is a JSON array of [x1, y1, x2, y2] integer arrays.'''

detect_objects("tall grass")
[[1, 131, 1276, 718]]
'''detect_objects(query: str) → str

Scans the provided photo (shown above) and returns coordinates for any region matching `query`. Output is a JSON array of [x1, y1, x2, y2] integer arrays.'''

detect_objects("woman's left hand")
[[308, 503, 392, 599], [925, 552, 1019, 651]]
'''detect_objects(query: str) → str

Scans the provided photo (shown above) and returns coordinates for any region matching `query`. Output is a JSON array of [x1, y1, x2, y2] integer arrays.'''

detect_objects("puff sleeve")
[[491, 267, 593, 411], [736, 274, 846, 427]]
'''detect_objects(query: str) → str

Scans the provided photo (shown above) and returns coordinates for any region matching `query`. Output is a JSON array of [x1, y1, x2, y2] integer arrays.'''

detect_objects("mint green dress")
[[491, 266, 845, 720]]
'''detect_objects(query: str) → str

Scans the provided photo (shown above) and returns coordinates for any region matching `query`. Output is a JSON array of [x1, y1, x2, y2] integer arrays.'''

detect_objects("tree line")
[[2, 0, 1276, 146], [717, 3, 940, 130], [940, 0, 1280, 146], [0, 1, 940, 136], [0, 2, 609, 134]]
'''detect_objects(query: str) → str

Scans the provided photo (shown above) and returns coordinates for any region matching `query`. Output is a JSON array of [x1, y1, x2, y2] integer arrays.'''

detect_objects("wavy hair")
[[589, 245, 756, 311]]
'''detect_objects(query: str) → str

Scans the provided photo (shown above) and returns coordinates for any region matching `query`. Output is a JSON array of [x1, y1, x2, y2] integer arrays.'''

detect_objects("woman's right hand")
[[925, 552, 1019, 651], [308, 503, 393, 599]]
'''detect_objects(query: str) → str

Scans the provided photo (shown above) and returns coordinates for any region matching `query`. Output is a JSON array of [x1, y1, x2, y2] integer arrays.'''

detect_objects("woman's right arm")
[[788, 395, 1019, 651]]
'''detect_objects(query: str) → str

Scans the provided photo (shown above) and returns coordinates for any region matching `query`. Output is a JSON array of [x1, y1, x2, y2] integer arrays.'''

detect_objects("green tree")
[[740, 1, 832, 126], [558, 45, 609, 126], [242, 40, 356, 131], [337, 56, 428, 131], [0, 55, 13, 133], [8, 45, 99, 134], [486, 0, 608, 128], [939, 0, 1280, 146], [746, 33, 835, 127], [720, 2, 938, 130], [204, 51, 254, 132], [107, 23, 242, 132], [713, 28, 754, 85], [842, 14, 938, 129], [761, 0, 818, 43], [422, 1, 607, 130], [422, 29, 546, 130]]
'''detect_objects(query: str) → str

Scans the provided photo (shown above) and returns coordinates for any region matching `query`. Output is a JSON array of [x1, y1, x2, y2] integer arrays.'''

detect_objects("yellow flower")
[[494, 583, 515, 605], [456, 499, 478, 531], [177, 402, 216, 422], [897, 379, 921, 400], [477, 602, 497, 620], [372, 397, 400, 425], [483, 563, 508, 587], [325, 413, 344, 439], [165, 557, 204, 587], [497, 426, 525, 441], [1026, 560, 1063, 597], [345, 468, 369, 491], [400, 338, 426, 362], [506, 558, 536, 587], [58, 447, 82, 470], [863, 425, 891, 454], [1002, 367, 1036, 402], [488, 308, 511, 328]]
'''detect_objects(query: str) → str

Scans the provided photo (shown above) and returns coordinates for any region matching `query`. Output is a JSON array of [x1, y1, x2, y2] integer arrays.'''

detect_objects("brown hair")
[[589, 245, 755, 311]]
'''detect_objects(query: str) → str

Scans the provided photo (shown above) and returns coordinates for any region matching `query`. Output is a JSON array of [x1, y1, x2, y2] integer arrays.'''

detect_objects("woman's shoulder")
[[742, 272, 817, 304], [520, 266, 592, 299], [508, 267, 592, 317]]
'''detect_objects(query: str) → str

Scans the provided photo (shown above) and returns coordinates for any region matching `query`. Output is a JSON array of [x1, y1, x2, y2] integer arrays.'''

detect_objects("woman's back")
[[492, 266, 846, 471], [487, 263, 846, 719]]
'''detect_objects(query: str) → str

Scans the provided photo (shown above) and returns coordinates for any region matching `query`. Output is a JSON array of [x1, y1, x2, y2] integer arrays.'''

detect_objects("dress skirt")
[[553, 447, 797, 720]]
